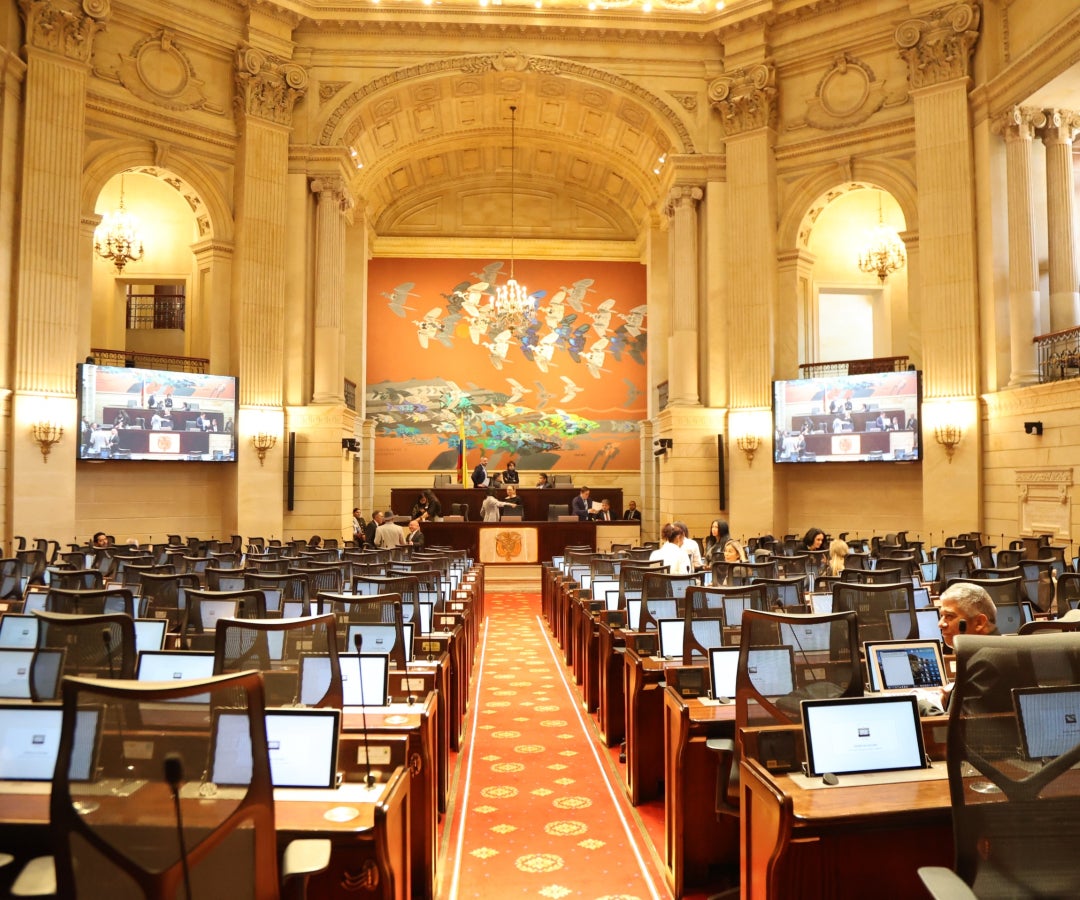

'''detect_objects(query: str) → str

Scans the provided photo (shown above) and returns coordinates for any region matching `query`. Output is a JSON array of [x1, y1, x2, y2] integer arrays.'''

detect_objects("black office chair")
[[33, 610, 136, 679], [918, 633, 1080, 899], [638, 571, 703, 632], [832, 581, 918, 644], [547, 504, 570, 521], [321, 592, 408, 671], [10, 671, 330, 898]]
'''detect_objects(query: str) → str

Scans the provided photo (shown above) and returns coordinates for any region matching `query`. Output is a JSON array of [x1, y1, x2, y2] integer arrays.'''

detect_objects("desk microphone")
[[101, 627, 116, 680], [353, 633, 375, 787], [164, 753, 193, 900]]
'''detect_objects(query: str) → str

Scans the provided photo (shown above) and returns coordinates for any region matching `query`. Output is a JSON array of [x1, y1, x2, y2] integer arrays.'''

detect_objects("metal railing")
[[1035, 325, 1080, 383], [89, 349, 209, 374], [344, 378, 357, 411], [799, 356, 910, 378]]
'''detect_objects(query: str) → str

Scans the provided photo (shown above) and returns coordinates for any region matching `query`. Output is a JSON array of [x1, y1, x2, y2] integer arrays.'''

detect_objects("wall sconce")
[[934, 422, 962, 462], [736, 433, 760, 467], [251, 431, 277, 466], [1024, 421, 1043, 436], [30, 420, 63, 462]]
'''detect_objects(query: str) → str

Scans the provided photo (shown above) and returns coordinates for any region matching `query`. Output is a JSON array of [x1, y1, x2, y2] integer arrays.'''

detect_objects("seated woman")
[[502, 460, 520, 485], [802, 527, 826, 552], [715, 520, 746, 563], [827, 538, 849, 576], [704, 519, 723, 559]]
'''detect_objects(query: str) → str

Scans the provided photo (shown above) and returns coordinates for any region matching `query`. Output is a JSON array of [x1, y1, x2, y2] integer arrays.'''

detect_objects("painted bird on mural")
[[559, 375, 584, 403], [562, 278, 595, 312], [505, 378, 530, 404], [482, 330, 514, 370], [587, 298, 618, 337], [383, 282, 419, 317], [581, 338, 609, 378]]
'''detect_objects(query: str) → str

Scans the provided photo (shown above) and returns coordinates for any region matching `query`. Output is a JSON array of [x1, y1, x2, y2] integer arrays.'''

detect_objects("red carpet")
[[440, 592, 670, 899]]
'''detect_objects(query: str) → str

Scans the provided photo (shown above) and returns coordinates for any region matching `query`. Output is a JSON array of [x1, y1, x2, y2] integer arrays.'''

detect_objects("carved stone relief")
[[1016, 468, 1073, 542], [19, 0, 109, 64], [895, 1, 981, 90], [97, 30, 224, 114], [234, 44, 307, 127], [790, 52, 906, 131], [134, 164, 211, 238], [707, 63, 777, 137]]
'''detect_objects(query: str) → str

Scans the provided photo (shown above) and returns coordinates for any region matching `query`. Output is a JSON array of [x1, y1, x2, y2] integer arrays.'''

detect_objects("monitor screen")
[[211, 708, 341, 788], [0, 705, 100, 781], [772, 370, 921, 464], [76, 363, 238, 462]]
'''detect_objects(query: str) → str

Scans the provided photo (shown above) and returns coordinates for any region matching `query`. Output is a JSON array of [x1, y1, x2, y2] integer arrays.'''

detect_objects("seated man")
[[589, 498, 613, 521], [535, 473, 552, 489], [624, 500, 641, 521], [937, 582, 999, 709]]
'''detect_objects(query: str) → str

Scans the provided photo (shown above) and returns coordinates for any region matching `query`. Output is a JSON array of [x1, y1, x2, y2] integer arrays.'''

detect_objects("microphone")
[[353, 633, 375, 787], [101, 627, 116, 680], [164, 753, 193, 900]]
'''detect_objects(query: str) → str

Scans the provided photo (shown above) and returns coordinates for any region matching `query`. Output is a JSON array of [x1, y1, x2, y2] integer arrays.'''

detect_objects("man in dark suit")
[[405, 519, 424, 550], [471, 455, 489, 488], [363, 510, 383, 546], [590, 498, 613, 521], [570, 486, 591, 521], [624, 500, 642, 521]]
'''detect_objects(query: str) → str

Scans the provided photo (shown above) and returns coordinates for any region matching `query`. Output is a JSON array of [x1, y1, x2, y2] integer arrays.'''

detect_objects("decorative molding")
[[96, 30, 224, 115], [234, 43, 308, 127], [1015, 467, 1072, 541], [707, 62, 777, 137], [895, 2, 981, 90], [19, 0, 109, 64], [790, 52, 906, 132], [319, 81, 347, 102], [1016, 468, 1072, 485], [667, 90, 697, 112], [318, 50, 694, 154]]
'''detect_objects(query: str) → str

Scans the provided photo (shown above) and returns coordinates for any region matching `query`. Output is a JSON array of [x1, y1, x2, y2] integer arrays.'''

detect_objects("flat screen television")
[[77, 363, 238, 462], [772, 370, 921, 464]]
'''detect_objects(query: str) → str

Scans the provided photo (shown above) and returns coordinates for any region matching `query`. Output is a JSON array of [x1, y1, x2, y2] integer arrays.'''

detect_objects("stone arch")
[[780, 161, 918, 253], [82, 145, 233, 244]]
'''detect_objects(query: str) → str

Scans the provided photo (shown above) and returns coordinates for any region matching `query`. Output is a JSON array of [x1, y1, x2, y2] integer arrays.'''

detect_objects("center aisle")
[[439, 591, 671, 899]]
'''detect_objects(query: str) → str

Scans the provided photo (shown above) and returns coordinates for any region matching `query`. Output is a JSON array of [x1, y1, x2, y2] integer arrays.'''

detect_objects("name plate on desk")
[[626, 632, 657, 657], [416, 636, 450, 657], [600, 610, 626, 629], [669, 666, 707, 699]]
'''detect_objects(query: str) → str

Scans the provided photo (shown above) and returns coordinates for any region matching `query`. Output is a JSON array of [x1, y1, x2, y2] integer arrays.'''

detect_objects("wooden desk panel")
[[391, 487, 624, 523], [416, 521, 638, 563], [597, 621, 625, 746], [623, 645, 669, 805], [740, 755, 953, 899]]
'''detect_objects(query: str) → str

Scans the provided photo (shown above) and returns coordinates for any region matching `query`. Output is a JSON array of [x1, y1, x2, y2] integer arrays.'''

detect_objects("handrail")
[[89, 348, 209, 374], [798, 356, 910, 378]]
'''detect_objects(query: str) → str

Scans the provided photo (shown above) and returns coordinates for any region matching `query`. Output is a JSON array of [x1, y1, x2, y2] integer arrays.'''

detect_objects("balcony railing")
[[90, 349, 209, 374], [1035, 325, 1080, 383], [799, 356, 910, 378], [345, 378, 357, 411]]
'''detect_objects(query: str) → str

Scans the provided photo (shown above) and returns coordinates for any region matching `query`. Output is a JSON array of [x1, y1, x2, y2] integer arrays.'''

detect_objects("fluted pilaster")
[[312, 176, 351, 403], [664, 185, 702, 408], [1041, 109, 1080, 332], [994, 106, 1041, 387]]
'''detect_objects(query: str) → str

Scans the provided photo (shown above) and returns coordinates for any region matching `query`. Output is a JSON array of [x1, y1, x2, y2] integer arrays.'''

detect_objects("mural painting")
[[366, 258, 648, 474]]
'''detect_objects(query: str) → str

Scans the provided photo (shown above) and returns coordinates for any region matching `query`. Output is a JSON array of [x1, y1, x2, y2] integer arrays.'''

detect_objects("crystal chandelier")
[[857, 191, 906, 283], [94, 174, 145, 274], [492, 105, 535, 335]]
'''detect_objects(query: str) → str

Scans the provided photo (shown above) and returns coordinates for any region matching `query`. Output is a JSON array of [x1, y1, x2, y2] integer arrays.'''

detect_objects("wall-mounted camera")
[[1023, 421, 1043, 436], [653, 437, 673, 457]]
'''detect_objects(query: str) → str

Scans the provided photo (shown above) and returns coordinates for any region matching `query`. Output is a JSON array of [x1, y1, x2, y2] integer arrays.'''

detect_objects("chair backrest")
[[1019, 559, 1056, 611], [352, 574, 421, 626], [547, 504, 570, 521], [450, 502, 470, 521], [639, 571, 704, 631], [839, 566, 904, 585], [323, 592, 407, 670], [48, 568, 105, 591], [749, 576, 808, 609], [942, 633, 1080, 896], [1056, 573, 1080, 614], [46, 587, 135, 618], [728, 560, 779, 586], [832, 581, 917, 644], [51, 670, 280, 898], [33, 610, 136, 678], [182, 589, 266, 648], [735, 608, 862, 742], [937, 551, 975, 583], [944, 575, 1024, 611], [214, 613, 340, 707]]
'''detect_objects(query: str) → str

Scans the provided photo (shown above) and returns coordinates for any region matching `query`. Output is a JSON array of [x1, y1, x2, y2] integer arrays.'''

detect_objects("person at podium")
[[570, 486, 591, 521]]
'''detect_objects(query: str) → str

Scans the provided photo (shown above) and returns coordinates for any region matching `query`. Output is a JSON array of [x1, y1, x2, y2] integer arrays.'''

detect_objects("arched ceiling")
[[325, 54, 689, 243]]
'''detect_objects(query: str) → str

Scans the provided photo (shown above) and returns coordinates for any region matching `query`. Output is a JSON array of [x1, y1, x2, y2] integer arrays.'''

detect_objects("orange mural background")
[[366, 258, 648, 473]]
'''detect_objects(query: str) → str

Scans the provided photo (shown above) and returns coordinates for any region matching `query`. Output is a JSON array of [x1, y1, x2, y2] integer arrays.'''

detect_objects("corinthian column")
[[1041, 110, 1080, 332], [311, 176, 351, 404], [993, 106, 1041, 386], [665, 185, 702, 407]]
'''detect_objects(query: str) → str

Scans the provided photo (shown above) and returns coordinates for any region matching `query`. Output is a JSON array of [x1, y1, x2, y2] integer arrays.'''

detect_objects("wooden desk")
[[740, 740, 953, 899], [663, 686, 739, 898], [392, 486, 624, 523], [344, 696, 439, 899], [0, 770, 411, 900], [622, 642, 673, 805], [416, 521, 639, 564], [596, 619, 625, 746]]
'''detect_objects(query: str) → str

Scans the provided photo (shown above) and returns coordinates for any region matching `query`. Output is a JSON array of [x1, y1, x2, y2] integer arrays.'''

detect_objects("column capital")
[[311, 175, 354, 211], [234, 43, 307, 127], [18, 0, 110, 64], [664, 185, 703, 219], [895, 2, 981, 90], [1040, 109, 1080, 146], [991, 105, 1043, 142], [707, 62, 777, 137]]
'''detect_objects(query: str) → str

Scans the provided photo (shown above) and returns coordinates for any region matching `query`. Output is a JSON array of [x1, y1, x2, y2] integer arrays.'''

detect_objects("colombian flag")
[[458, 413, 467, 485]]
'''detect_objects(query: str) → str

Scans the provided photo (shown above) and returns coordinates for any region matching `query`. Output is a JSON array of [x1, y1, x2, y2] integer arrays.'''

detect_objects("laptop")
[[626, 599, 642, 632], [864, 640, 948, 693], [1013, 685, 1080, 760], [0, 704, 101, 782], [21, 590, 47, 615], [133, 618, 168, 657], [808, 593, 833, 615], [779, 621, 832, 653], [210, 708, 342, 788], [136, 651, 216, 704], [887, 608, 941, 642], [913, 587, 932, 609], [708, 647, 739, 701], [0, 614, 39, 649], [282, 599, 305, 619], [802, 694, 929, 776], [0, 648, 65, 700], [195, 599, 240, 631], [591, 579, 618, 604], [746, 646, 796, 697], [995, 602, 1033, 636], [657, 618, 723, 659], [346, 622, 413, 664]]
